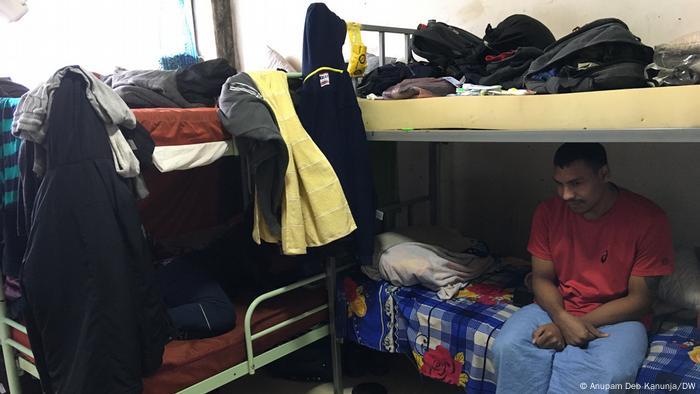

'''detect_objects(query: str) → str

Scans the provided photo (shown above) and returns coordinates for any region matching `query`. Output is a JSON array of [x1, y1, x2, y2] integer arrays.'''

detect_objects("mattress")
[[341, 273, 700, 394], [133, 108, 243, 242], [133, 108, 228, 146], [358, 85, 700, 131], [12, 285, 328, 394], [133, 108, 237, 172], [138, 156, 242, 242]]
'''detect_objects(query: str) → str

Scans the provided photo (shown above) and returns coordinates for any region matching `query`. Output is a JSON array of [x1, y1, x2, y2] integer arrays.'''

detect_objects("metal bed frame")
[[0, 65, 348, 393], [356, 24, 700, 228], [0, 257, 345, 394], [4, 20, 698, 394]]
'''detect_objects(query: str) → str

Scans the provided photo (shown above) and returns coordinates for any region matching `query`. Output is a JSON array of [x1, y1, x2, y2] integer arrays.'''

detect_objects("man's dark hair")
[[553, 143, 608, 171]]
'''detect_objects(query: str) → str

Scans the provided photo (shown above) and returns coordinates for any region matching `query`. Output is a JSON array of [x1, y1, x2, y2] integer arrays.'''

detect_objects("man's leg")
[[493, 303, 558, 394], [548, 321, 647, 393]]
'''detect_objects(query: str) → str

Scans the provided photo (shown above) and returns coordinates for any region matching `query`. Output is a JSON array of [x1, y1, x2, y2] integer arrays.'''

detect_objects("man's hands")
[[553, 312, 608, 347], [532, 313, 609, 350], [532, 323, 565, 351]]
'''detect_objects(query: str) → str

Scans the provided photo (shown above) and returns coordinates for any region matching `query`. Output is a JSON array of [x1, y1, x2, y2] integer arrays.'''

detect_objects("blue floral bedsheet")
[[338, 274, 700, 394]]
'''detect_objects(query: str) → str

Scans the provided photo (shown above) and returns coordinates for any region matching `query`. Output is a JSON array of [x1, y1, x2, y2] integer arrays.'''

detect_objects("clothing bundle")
[[219, 3, 376, 262], [105, 58, 236, 108], [219, 70, 357, 256], [12, 66, 143, 180], [382, 77, 458, 99], [362, 226, 498, 299], [19, 70, 172, 394]]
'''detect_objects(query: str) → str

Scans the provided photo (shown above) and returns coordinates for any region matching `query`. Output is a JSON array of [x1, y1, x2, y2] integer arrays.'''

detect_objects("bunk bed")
[[338, 24, 700, 394], [0, 105, 346, 394]]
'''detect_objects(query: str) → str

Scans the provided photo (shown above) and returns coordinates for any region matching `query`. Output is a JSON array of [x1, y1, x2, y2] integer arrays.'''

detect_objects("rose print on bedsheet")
[[343, 277, 367, 318], [413, 345, 468, 387], [457, 283, 513, 305]]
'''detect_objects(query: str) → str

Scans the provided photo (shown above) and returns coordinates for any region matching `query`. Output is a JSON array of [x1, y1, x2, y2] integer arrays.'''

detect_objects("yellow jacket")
[[248, 70, 356, 254]]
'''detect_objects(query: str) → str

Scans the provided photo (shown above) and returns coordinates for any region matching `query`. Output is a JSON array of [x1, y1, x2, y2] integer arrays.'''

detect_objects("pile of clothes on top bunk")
[[357, 15, 700, 100], [103, 58, 237, 108]]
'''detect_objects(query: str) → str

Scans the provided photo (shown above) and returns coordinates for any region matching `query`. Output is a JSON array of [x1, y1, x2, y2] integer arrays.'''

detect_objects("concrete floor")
[[4, 350, 463, 394], [220, 353, 463, 394]]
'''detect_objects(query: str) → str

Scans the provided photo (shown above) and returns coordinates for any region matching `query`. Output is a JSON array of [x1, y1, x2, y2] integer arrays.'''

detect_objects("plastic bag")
[[650, 31, 700, 86]]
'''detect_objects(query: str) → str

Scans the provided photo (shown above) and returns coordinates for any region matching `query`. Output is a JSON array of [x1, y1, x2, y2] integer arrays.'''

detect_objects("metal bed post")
[[378, 31, 386, 66], [428, 142, 441, 225], [0, 275, 23, 394], [325, 256, 343, 394], [358, 24, 415, 64]]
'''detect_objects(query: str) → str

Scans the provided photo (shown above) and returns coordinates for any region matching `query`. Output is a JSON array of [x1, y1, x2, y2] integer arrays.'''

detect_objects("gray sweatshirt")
[[12, 66, 141, 182]]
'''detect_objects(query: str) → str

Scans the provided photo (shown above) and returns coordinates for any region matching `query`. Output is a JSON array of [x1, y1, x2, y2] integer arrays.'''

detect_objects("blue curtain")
[[158, 0, 199, 70]]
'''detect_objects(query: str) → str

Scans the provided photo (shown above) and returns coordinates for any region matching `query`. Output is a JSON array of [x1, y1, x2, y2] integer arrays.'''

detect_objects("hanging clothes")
[[218, 72, 288, 237], [219, 70, 356, 255], [298, 3, 376, 264], [0, 97, 27, 320], [13, 65, 141, 180], [20, 71, 172, 394]]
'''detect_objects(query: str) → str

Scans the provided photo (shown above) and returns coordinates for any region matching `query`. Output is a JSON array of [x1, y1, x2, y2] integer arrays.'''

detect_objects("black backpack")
[[524, 18, 653, 93], [411, 20, 485, 81], [483, 14, 555, 52]]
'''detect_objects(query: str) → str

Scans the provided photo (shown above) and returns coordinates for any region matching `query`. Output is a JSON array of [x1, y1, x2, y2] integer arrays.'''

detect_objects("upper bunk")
[[361, 85, 700, 142], [357, 24, 700, 143]]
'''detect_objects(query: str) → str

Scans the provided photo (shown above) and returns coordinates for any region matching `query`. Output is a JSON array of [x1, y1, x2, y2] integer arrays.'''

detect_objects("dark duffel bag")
[[411, 20, 485, 81], [525, 18, 654, 93]]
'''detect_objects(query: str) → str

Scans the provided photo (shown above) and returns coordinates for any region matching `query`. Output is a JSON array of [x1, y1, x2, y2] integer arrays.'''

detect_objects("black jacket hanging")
[[298, 3, 376, 264], [20, 71, 172, 394]]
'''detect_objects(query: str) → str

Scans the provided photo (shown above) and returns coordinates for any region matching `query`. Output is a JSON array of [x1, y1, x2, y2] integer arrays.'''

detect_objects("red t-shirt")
[[527, 188, 674, 317]]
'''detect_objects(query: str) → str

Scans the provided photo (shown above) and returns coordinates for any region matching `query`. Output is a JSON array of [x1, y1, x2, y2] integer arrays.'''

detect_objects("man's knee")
[[597, 360, 641, 386], [593, 322, 648, 384], [493, 322, 533, 359], [493, 304, 553, 361]]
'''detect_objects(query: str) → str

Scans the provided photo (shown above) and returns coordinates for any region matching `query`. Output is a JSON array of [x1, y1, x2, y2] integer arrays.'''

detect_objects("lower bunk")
[[338, 272, 700, 394], [0, 265, 341, 394]]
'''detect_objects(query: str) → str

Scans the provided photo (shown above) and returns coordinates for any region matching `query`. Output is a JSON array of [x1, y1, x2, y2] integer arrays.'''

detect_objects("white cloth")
[[12, 66, 140, 180], [152, 140, 236, 172], [378, 242, 496, 299]]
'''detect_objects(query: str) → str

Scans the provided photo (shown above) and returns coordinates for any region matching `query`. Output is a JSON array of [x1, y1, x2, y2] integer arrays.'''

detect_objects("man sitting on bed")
[[492, 143, 674, 393]]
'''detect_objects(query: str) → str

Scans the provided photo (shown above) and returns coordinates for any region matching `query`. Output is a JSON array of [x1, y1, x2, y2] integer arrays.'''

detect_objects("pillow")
[[266, 46, 297, 72], [657, 246, 700, 311]]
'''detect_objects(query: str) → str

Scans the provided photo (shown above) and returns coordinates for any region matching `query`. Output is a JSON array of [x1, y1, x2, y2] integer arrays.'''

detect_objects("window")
[[0, 0, 197, 88]]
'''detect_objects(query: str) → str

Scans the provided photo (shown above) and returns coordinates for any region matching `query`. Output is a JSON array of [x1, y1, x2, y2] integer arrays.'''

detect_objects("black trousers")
[[154, 257, 235, 339]]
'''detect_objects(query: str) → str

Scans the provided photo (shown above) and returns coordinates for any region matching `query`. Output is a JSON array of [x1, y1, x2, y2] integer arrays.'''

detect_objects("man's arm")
[[532, 256, 607, 346], [581, 275, 656, 327], [531, 256, 565, 317]]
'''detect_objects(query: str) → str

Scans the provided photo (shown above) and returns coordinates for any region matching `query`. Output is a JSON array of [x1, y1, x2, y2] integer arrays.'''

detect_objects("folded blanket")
[[109, 69, 204, 108], [363, 226, 497, 299]]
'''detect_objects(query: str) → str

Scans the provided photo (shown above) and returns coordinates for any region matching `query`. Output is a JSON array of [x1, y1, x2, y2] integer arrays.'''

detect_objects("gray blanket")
[[363, 226, 498, 299], [108, 70, 204, 108]]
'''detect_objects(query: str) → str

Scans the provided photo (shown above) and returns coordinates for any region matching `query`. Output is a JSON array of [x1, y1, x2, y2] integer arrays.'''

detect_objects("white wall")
[[232, 0, 700, 257], [233, 0, 698, 71]]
